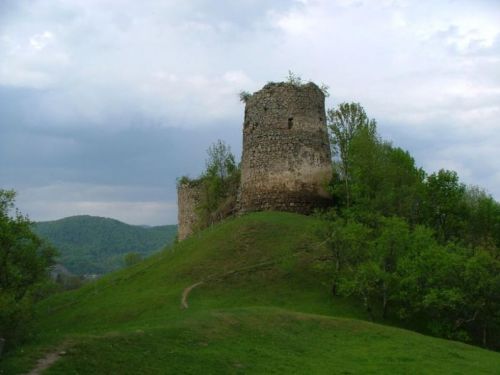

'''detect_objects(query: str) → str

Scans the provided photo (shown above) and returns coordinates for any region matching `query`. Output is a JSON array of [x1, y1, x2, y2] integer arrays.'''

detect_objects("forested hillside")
[[33, 216, 177, 275]]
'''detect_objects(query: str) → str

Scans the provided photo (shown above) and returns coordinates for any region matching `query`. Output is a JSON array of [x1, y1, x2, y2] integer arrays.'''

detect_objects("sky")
[[1, 0, 499, 225]]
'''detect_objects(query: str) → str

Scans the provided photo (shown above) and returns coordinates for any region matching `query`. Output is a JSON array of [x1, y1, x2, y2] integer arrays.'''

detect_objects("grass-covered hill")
[[3, 212, 499, 374], [33, 215, 177, 275]]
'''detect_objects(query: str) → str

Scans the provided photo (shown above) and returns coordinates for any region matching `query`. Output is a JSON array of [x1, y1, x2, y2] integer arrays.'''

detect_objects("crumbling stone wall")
[[239, 82, 332, 213], [177, 182, 202, 241]]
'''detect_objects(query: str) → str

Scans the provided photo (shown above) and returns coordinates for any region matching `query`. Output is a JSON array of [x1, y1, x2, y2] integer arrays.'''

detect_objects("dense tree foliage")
[[0, 190, 57, 350], [321, 103, 500, 349], [327, 102, 377, 208]]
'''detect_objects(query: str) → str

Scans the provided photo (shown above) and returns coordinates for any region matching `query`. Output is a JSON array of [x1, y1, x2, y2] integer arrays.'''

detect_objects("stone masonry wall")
[[239, 82, 332, 213], [177, 182, 202, 241]]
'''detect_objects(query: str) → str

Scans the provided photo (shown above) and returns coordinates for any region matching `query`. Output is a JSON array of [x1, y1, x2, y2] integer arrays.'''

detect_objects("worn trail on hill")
[[180, 257, 300, 309], [25, 343, 70, 375], [181, 281, 204, 309], [179, 241, 332, 310]]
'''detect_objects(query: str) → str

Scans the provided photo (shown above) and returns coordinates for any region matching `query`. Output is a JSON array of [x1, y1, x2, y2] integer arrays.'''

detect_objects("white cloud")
[[29, 31, 53, 50], [271, 8, 311, 35], [0, 26, 69, 88]]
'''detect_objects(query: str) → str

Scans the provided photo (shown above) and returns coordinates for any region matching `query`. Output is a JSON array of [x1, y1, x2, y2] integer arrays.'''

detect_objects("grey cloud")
[[1, 0, 499, 224], [2, 118, 242, 224], [1, 116, 242, 187], [16, 182, 179, 225]]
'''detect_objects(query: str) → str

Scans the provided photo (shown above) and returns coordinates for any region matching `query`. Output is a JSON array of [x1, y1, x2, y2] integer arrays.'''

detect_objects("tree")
[[0, 189, 57, 349], [346, 129, 425, 223], [196, 140, 240, 228], [239, 91, 252, 103], [463, 186, 500, 250], [327, 103, 376, 207], [373, 217, 410, 318], [399, 241, 470, 340], [380, 147, 426, 223], [205, 139, 237, 182], [347, 125, 384, 211], [333, 216, 412, 320], [286, 70, 304, 86], [462, 249, 500, 347], [423, 170, 466, 242], [318, 210, 371, 296], [395, 234, 500, 347], [341, 260, 382, 321]]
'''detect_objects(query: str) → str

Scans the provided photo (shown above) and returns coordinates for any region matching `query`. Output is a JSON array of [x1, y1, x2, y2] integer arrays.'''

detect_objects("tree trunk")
[[382, 282, 388, 319], [0, 338, 5, 358], [483, 326, 487, 348], [345, 179, 350, 208], [363, 295, 373, 321], [331, 282, 337, 296], [332, 259, 340, 296]]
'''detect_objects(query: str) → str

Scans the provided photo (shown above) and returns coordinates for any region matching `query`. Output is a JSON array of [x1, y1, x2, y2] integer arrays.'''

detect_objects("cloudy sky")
[[1, 0, 499, 225]]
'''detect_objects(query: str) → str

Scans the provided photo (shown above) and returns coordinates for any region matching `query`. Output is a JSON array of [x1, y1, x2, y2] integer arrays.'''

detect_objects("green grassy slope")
[[34, 215, 177, 274], [3, 212, 499, 374]]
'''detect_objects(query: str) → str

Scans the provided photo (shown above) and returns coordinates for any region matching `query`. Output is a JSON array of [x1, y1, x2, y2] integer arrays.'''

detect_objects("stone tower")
[[239, 82, 332, 213]]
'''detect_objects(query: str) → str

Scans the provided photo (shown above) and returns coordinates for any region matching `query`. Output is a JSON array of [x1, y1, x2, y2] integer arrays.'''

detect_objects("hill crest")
[[33, 215, 177, 275]]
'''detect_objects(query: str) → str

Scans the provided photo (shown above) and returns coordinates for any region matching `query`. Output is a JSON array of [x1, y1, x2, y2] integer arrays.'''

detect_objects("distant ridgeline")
[[177, 81, 333, 240], [34, 215, 177, 275]]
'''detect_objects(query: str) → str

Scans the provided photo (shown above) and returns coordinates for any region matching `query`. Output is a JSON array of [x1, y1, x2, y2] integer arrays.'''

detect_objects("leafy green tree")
[[333, 216, 412, 320], [327, 103, 376, 207], [396, 237, 499, 346], [409, 243, 470, 339], [339, 259, 384, 321], [463, 186, 500, 250], [380, 147, 426, 223], [239, 91, 252, 103], [196, 140, 240, 229], [373, 217, 410, 318], [461, 248, 500, 347], [318, 210, 371, 296], [286, 70, 304, 86], [423, 170, 466, 242], [205, 139, 237, 181], [346, 129, 425, 223], [0, 189, 56, 349], [347, 126, 384, 210]]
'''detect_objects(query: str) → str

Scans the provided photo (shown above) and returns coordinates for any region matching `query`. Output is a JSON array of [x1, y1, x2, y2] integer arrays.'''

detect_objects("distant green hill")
[[3, 212, 499, 374], [33, 215, 177, 275]]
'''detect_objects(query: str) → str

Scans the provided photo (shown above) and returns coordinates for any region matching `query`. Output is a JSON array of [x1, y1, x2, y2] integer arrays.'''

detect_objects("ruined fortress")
[[178, 81, 332, 240]]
